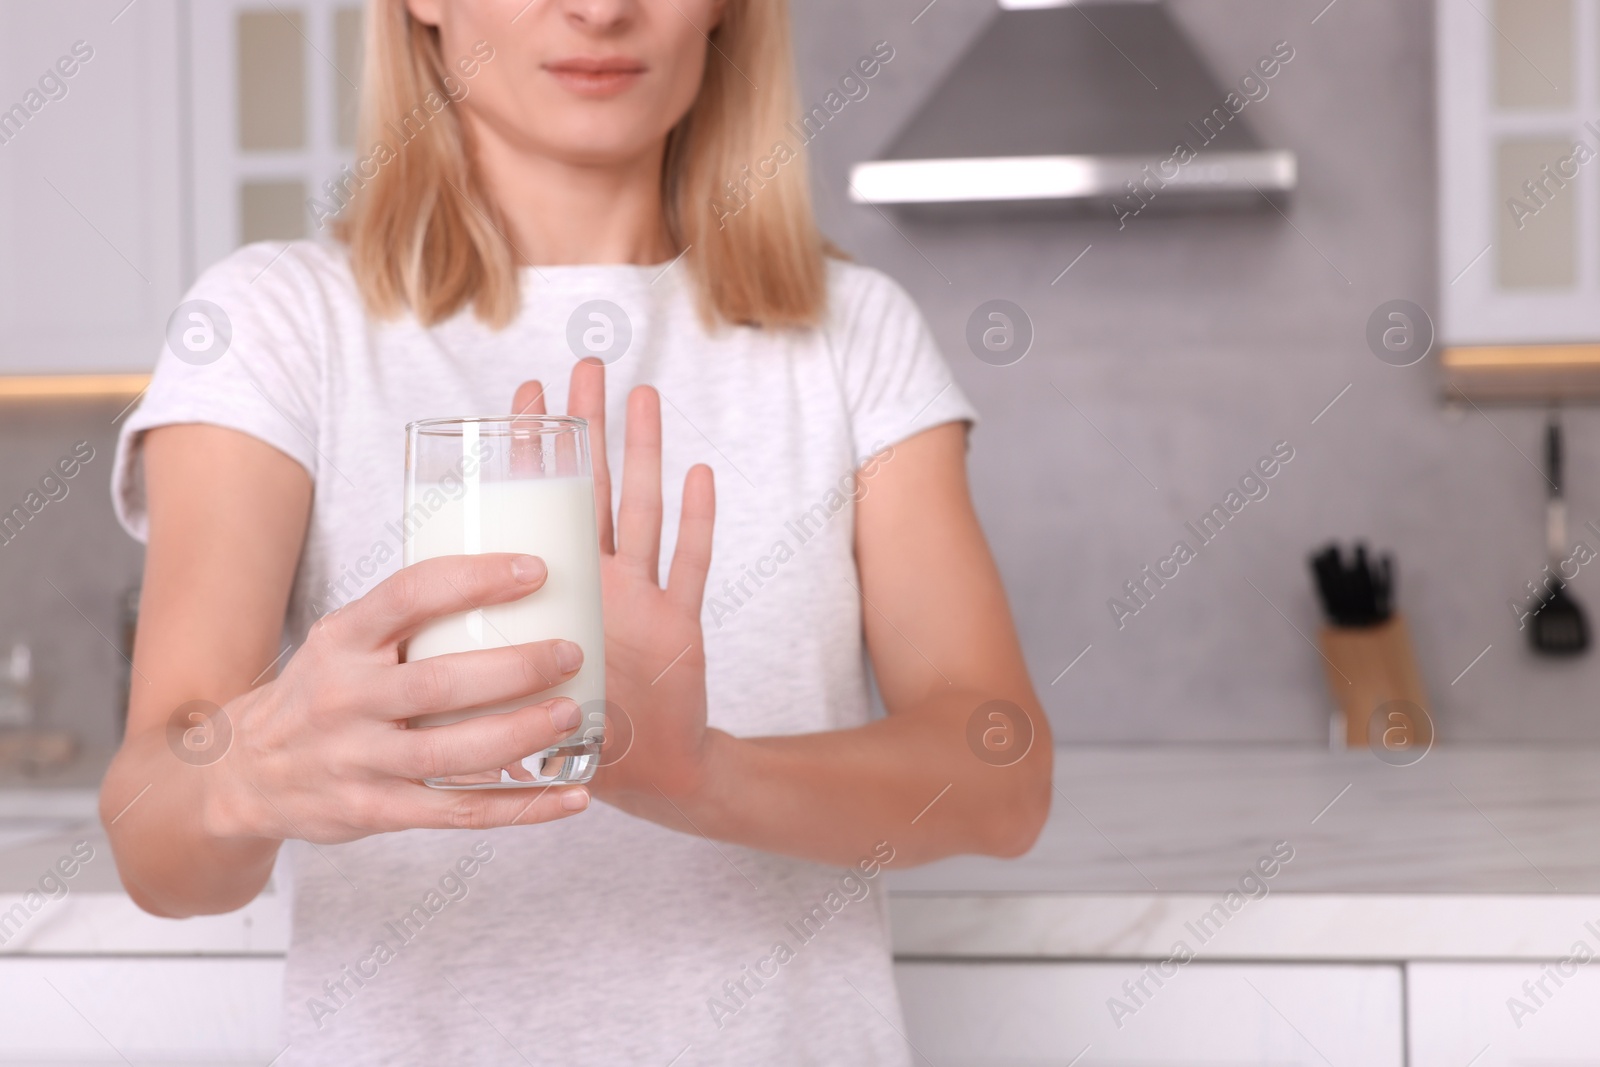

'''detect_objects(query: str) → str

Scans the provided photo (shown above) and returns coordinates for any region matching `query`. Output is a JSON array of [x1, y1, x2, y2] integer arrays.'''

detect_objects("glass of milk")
[[403, 415, 605, 788]]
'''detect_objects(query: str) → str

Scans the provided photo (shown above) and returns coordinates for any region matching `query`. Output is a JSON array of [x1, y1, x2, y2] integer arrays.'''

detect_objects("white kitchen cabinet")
[[894, 961, 1404, 1066], [188, 0, 364, 273], [1409, 961, 1600, 1064], [0, 0, 185, 374], [0, 0, 363, 375], [0, 957, 283, 1062], [1437, 0, 1600, 344]]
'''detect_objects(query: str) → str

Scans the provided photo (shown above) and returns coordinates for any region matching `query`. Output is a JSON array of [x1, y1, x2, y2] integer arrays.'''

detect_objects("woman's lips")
[[543, 58, 647, 97]]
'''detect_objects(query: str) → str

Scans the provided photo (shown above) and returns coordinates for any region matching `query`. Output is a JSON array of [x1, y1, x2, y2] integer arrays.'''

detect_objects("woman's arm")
[[100, 425, 310, 914], [688, 423, 1052, 867], [102, 425, 596, 918]]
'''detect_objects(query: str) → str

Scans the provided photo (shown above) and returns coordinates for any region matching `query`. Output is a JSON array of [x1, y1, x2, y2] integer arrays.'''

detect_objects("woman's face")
[[405, 0, 725, 167]]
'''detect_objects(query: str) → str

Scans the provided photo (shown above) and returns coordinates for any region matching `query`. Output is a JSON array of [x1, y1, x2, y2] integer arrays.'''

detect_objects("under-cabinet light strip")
[[0, 375, 152, 400]]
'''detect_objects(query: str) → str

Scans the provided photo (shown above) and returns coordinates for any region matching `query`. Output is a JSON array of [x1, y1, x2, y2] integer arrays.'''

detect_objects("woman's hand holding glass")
[[200, 553, 594, 844]]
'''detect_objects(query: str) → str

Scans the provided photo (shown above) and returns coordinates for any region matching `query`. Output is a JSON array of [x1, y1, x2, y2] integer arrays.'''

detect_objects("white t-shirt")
[[113, 241, 976, 1066]]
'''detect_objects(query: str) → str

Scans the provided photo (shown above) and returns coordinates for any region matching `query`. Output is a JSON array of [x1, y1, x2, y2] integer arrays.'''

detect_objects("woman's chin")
[[530, 132, 671, 172]]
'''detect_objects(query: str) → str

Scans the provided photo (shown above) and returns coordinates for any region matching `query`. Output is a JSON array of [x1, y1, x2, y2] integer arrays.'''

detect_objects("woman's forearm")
[[665, 690, 1052, 870], [100, 727, 280, 918]]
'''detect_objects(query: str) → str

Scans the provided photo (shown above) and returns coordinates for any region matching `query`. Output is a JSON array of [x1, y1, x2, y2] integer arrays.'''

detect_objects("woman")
[[103, 0, 1050, 1062]]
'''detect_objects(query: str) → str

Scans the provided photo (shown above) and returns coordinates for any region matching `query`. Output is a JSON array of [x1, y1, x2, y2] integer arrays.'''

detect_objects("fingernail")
[[548, 699, 581, 732], [554, 640, 583, 674], [512, 556, 546, 583], [560, 788, 589, 812]]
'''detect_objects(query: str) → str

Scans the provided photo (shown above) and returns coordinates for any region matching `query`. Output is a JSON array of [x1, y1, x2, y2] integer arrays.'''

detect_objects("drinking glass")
[[403, 416, 605, 788]]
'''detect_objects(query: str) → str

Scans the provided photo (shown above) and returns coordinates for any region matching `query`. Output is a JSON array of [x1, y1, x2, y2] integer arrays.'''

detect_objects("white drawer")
[[0, 958, 284, 1063], [895, 960, 1403, 1066], [1409, 961, 1600, 1065]]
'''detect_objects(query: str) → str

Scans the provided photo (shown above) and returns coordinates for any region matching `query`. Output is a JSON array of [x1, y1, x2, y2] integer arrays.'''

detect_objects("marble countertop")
[[889, 745, 1600, 895], [885, 745, 1600, 961], [6, 746, 1600, 961]]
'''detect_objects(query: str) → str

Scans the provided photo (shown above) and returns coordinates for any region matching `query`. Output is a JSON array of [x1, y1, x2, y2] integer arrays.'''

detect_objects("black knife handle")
[[1547, 417, 1564, 499]]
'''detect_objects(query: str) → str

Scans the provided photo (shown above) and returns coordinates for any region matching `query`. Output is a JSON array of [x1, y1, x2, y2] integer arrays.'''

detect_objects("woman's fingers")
[[339, 554, 546, 650], [568, 359, 614, 553], [667, 463, 716, 614], [513, 379, 547, 415], [382, 780, 591, 831], [510, 380, 547, 477], [616, 386, 664, 580], [387, 639, 583, 716], [381, 697, 582, 781]]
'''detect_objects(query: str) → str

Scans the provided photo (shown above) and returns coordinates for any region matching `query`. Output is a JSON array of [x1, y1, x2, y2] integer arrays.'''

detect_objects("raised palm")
[[511, 361, 716, 812]]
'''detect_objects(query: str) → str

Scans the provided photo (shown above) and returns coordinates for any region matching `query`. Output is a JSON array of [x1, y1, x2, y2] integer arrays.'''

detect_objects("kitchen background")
[[11, 1, 1600, 1063], [2, 0, 1592, 749]]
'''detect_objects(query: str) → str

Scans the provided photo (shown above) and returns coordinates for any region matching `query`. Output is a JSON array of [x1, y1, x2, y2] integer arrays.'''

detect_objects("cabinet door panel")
[[189, 1, 364, 273], [0, 0, 184, 373], [895, 961, 1403, 1066], [1409, 961, 1600, 1065], [0, 957, 284, 1061], [1437, 0, 1600, 343]]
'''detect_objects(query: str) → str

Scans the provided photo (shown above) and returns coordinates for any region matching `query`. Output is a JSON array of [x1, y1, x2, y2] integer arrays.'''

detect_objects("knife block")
[[1317, 614, 1433, 750]]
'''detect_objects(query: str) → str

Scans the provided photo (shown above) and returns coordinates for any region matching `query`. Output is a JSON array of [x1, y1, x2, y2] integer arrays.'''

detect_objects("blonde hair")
[[342, 0, 828, 331]]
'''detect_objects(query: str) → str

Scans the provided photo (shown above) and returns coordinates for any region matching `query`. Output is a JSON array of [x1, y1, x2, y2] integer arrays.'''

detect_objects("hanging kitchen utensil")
[[1530, 413, 1590, 656]]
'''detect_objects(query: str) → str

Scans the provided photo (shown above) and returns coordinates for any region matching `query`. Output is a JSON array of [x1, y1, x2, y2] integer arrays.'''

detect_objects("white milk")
[[403, 477, 605, 730]]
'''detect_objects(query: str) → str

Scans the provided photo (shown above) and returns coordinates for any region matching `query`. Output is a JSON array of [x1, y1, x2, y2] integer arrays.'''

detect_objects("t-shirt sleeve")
[[826, 264, 979, 465], [112, 242, 327, 543]]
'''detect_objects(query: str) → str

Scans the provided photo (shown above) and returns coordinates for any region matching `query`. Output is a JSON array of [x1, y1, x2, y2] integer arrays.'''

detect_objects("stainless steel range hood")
[[849, 0, 1296, 210]]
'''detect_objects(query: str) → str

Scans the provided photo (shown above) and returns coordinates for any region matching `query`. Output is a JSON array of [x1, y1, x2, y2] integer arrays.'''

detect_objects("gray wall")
[[796, 0, 1600, 743], [9, 0, 1596, 748]]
